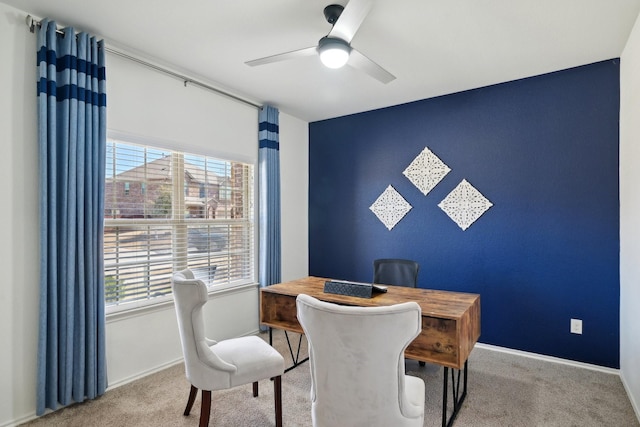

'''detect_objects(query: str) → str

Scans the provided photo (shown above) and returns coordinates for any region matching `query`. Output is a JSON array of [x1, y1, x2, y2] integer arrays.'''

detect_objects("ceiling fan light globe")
[[320, 48, 350, 68], [318, 37, 351, 69]]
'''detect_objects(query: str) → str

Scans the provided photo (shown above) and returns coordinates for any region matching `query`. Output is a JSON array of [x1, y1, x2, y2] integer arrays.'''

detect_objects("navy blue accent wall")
[[308, 60, 620, 368]]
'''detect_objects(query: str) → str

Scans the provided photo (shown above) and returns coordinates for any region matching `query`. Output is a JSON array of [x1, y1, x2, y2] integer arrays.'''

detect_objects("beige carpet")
[[22, 330, 639, 427]]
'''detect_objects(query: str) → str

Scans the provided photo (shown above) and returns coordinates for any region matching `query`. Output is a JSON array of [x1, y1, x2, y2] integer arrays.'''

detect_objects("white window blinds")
[[104, 139, 255, 311]]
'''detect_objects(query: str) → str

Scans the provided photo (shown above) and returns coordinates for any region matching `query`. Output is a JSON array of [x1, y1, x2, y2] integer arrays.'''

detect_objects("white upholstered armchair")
[[296, 293, 425, 427], [172, 269, 285, 427]]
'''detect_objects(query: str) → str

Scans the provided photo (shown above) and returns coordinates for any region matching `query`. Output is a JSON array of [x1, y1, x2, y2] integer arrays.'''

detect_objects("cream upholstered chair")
[[296, 293, 425, 427], [172, 269, 284, 427]]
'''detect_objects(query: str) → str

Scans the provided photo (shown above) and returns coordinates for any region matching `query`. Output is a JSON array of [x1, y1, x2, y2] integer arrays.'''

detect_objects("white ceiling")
[[4, 0, 640, 122]]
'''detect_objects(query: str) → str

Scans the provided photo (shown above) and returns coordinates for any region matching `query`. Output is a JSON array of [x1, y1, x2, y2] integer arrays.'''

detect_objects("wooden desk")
[[260, 276, 480, 369], [260, 277, 480, 427]]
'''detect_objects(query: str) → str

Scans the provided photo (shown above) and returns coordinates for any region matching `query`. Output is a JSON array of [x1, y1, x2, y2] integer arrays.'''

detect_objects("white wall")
[[620, 11, 640, 421], [280, 113, 309, 281], [0, 2, 309, 425], [0, 4, 40, 426]]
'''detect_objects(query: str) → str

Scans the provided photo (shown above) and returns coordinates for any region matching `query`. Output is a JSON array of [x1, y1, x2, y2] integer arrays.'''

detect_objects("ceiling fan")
[[245, 0, 395, 84]]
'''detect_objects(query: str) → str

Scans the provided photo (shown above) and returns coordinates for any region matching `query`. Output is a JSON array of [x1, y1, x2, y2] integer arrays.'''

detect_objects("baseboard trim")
[[475, 342, 620, 375], [620, 373, 640, 423], [0, 413, 36, 427]]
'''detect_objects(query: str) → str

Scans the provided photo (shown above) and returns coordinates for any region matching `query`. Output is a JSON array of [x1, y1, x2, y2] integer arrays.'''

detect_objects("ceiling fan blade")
[[348, 49, 395, 84], [245, 46, 317, 67], [328, 0, 372, 44]]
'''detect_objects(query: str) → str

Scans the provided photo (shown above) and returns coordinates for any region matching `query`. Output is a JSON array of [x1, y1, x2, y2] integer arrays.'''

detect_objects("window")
[[104, 138, 255, 312]]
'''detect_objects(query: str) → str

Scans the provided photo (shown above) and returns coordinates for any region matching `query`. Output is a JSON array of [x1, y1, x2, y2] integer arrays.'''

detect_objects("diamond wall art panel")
[[403, 147, 451, 196], [438, 179, 493, 231], [369, 185, 412, 230]]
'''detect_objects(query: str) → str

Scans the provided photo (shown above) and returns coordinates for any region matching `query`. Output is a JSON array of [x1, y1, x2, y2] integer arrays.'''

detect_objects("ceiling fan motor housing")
[[323, 4, 344, 25]]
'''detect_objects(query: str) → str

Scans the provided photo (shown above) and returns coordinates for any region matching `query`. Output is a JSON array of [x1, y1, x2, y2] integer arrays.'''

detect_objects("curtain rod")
[[25, 15, 262, 110]]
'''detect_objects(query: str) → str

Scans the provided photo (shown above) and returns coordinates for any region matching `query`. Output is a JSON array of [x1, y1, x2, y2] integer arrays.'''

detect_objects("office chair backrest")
[[373, 258, 420, 287], [172, 269, 236, 390], [296, 293, 424, 427]]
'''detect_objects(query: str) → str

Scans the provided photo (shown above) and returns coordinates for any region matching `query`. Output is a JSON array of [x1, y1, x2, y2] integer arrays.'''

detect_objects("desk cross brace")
[[269, 328, 309, 373], [442, 360, 468, 427]]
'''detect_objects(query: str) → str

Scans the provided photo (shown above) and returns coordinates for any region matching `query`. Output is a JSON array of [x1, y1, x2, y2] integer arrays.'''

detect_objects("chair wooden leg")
[[253, 381, 259, 397], [200, 390, 211, 427], [274, 375, 282, 427], [184, 385, 198, 416]]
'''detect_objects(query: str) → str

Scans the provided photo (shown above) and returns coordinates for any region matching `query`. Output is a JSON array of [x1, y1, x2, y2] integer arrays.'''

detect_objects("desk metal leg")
[[442, 360, 468, 427], [268, 328, 309, 373], [283, 331, 309, 373]]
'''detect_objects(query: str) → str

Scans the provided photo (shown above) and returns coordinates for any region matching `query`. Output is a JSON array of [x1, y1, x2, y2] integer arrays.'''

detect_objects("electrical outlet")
[[570, 318, 582, 334]]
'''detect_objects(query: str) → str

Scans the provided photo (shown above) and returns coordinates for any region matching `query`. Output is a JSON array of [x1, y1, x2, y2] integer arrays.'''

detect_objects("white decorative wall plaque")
[[369, 185, 412, 230], [438, 179, 493, 230], [403, 147, 451, 196]]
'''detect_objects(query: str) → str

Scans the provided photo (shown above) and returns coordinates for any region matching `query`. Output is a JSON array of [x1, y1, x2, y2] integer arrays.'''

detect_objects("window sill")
[[106, 281, 259, 323]]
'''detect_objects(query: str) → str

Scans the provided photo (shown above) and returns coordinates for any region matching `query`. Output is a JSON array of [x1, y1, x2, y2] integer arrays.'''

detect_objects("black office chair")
[[373, 258, 425, 367], [373, 258, 420, 288]]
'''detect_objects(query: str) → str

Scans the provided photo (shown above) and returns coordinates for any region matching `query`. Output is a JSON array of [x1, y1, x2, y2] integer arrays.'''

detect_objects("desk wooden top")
[[261, 276, 480, 321]]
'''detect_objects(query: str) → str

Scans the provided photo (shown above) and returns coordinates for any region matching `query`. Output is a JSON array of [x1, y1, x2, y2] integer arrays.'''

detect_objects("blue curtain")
[[259, 106, 281, 296], [36, 20, 107, 415]]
